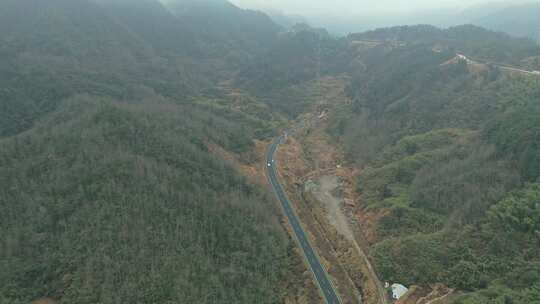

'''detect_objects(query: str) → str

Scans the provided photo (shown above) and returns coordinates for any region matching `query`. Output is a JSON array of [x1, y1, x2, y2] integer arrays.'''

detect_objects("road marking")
[[267, 136, 342, 304]]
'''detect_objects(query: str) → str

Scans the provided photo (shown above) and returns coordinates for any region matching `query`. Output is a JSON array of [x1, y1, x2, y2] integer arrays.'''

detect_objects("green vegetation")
[[486, 103, 540, 182], [327, 25, 540, 302], [0, 0, 210, 138], [489, 183, 540, 234], [0, 1, 293, 303], [350, 24, 540, 66], [0, 98, 291, 303], [1, 0, 540, 302], [238, 25, 351, 116], [167, 0, 280, 60]]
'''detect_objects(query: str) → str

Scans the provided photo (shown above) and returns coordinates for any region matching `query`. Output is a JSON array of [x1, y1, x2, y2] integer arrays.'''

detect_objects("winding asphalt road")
[[266, 135, 342, 304]]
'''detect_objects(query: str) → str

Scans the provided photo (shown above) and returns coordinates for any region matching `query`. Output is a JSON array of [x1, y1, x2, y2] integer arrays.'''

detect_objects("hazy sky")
[[229, 0, 520, 16]]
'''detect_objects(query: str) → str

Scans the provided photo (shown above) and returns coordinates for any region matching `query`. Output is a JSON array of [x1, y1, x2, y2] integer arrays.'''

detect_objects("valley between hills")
[[1, 1, 540, 304]]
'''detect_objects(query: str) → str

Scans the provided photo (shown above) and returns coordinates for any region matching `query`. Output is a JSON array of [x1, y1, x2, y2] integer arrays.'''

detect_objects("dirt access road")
[[275, 76, 389, 304]]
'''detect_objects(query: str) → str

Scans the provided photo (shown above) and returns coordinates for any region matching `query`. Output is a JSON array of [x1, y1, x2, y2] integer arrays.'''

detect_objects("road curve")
[[457, 53, 540, 76], [266, 135, 342, 304]]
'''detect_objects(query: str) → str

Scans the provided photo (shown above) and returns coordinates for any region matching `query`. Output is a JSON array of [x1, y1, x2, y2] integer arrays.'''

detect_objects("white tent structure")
[[391, 283, 408, 300]]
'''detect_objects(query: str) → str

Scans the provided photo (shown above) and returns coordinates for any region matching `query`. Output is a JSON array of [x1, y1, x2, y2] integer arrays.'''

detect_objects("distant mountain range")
[[471, 3, 540, 42], [262, 9, 307, 29], [260, 1, 540, 42]]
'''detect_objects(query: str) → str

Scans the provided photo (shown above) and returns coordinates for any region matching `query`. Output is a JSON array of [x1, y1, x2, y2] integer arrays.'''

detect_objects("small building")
[[391, 283, 408, 300]]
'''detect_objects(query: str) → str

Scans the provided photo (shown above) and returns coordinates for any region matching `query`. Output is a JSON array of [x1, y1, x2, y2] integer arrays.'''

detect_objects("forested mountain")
[[0, 97, 289, 304], [238, 25, 351, 115], [350, 24, 540, 66], [166, 0, 280, 60], [0, 0, 213, 138], [1, 0, 540, 303], [93, 0, 199, 56], [0, 1, 297, 303], [324, 25, 540, 303]]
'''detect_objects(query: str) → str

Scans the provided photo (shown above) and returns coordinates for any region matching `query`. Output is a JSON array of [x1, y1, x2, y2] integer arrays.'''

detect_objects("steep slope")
[[238, 25, 351, 116], [93, 0, 199, 56], [0, 0, 143, 137], [325, 24, 540, 303], [165, 0, 280, 59], [0, 1, 300, 303], [2, 1, 540, 302], [0, 0, 151, 65], [0, 0, 213, 138], [0, 98, 291, 304]]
